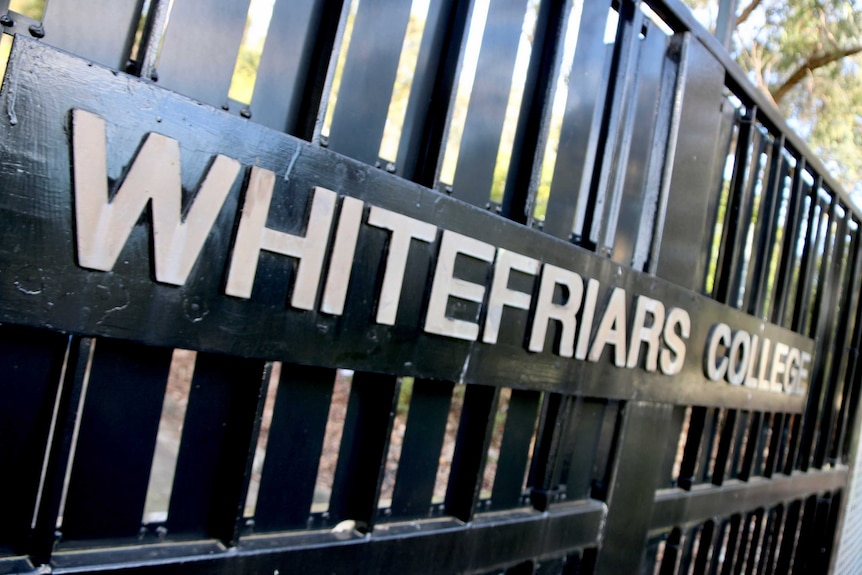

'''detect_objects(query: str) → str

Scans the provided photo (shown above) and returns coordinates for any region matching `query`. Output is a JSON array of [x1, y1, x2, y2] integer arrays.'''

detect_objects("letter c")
[[705, 323, 731, 381]]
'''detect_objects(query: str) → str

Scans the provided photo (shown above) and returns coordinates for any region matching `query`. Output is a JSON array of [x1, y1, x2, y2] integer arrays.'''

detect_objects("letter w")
[[72, 109, 241, 285]]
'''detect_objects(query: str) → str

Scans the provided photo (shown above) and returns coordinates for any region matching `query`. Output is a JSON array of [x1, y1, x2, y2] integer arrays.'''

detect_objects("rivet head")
[[0, 14, 13, 27], [28, 23, 45, 38]]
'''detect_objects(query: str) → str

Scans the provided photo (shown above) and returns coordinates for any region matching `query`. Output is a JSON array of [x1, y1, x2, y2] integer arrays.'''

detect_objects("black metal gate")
[[0, 1, 859, 573]]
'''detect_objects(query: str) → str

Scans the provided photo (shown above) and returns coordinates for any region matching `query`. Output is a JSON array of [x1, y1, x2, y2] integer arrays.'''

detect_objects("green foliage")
[[9, 0, 45, 19], [229, 46, 262, 106], [683, 0, 862, 197], [742, 0, 862, 196]]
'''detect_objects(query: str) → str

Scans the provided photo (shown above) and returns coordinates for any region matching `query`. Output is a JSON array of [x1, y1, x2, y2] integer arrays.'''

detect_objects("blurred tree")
[[8, 0, 44, 18], [683, 0, 862, 197]]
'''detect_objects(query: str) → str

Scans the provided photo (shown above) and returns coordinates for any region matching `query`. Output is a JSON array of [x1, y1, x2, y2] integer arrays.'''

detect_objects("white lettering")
[[225, 178, 336, 309], [482, 249, 539, 344], [528, 264, 584, 357], [72, 109, 241, 285], [727, 330, 750, 385], [626, 296, 665, 372], [744, 335, 762, 388], [705, 323, 732, 381], [770, 342, 789, 392], [588, 287, 627, 367], [320, 196, 365, 315], [424, 230, 494, 341], [756, 337, 771, 389], [795, 351, 812, 395], [660, 307, 689, 375], [575, 279, 601, 360], [367, 207, 437, 325]]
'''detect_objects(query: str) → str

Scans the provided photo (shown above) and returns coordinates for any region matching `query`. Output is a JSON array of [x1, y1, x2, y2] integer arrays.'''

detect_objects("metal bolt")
[[384, 162, 396, 173], [319, 135, 329, 148], [0, 14, 13, 27], [240, 107, 252, 119], [28, 23, 44, 38]]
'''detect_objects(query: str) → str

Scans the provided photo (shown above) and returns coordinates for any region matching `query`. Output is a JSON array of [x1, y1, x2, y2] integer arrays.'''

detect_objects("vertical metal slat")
[[812, 213, 854, 468], [796, 200, 838, 471], [449, 0, 528, 208], [30, 337, 92, 566], [738, 411, 762, 481], [166, 353, 267, 545], [651, 35, 725, 291], [390, 379, 455, 519], [60, 340, 172, 541], [775, 499, 803, 573], [553, 396, 590, 499], [609, 24, 667, 267], [250, 0, 341, 135], [735, 132, 771, 313], [762, 413, 783, 478], [529, 394, 577, 507], [326, 0, 413, 165], [747, 138, 785, 318], [254, 364, 336, 532], [397, 0, 470, 186], [42, 0, 142, 70], [155, 0, 251, 108], [500, 0, 569, 225], [490, 388, 540, 509], [711, 409, 738, 486], [790, 186, 825, 334], [833, 225, 862, 461], [760, 506, 783, 575], [657, 406, 687, 488], [328, 371, 399, 529], [770, 158, 806, 326], [592, 402, 673, 575], [0, 326, 68, 554], [589, 0, 644, 255], [542, 0, 613, 241], [677, 406, 706, 490], [445, 383, 499, 522]]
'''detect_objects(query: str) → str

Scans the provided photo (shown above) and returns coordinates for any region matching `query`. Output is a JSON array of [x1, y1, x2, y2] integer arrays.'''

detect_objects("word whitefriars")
[[71, 109, 809, 394]]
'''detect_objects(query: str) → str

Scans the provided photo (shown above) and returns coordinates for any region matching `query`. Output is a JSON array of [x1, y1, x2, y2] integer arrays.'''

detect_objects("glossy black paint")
[[0, 0, 858, 569], [390, 378, 455, 519], [326, 0, 412, 165], [60, 340, 172, 541], [0, 325, 68, 554], [254, 364, 336, 532], [0, 38, 812, 412]]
